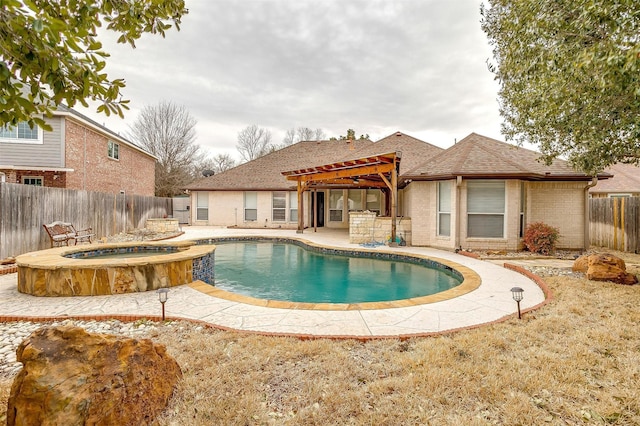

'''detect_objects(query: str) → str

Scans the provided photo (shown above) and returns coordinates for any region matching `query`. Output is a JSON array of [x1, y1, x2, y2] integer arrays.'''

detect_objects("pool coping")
[[15, 240, 215, 269], [189, 236, 481, 310], [0, 227, 551, 339]]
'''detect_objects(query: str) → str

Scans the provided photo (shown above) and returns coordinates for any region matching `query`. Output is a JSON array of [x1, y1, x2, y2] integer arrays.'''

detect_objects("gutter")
[[583, 177, 598, 250]]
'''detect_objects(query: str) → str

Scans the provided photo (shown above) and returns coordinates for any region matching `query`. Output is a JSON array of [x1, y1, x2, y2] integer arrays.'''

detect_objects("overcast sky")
[[77, 0, 504, 161]]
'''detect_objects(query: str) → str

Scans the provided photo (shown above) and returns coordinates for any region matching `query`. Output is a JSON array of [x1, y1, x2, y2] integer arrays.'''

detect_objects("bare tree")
[[237, 125, 272, 162], [128, 101, 203, 197], [281, 127, 326, 147], [196, 153, 236, 176]]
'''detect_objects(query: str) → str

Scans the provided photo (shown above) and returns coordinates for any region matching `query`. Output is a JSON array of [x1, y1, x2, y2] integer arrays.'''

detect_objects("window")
[[329, 189, 343, 221], [289, 192, 298, 222], [196, 191, 208, 221], [22, 176, 43, 186], [0, 121, 41, 143], [608, 193, 632, 198], [244, 191, 257, 221], [467, 180, 505, 238], [348, 189, 363, 212], [438, 181, 451, 236], [366, 189, 381, 215], [519, 182, 526, 238], [108, 140, 119, 160], [272, 191, 286, 221]]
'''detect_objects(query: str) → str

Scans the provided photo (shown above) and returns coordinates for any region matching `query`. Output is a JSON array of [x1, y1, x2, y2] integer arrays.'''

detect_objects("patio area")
[[0, 226, 546, 338]]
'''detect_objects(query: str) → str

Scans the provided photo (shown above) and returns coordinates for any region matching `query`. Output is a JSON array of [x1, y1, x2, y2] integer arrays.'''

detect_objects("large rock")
[[7, 325, 182, 426], [573, 254, 638, 285]]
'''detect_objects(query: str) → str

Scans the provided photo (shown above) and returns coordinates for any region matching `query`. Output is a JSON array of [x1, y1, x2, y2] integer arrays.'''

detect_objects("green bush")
[[523, 222, 560, 255]]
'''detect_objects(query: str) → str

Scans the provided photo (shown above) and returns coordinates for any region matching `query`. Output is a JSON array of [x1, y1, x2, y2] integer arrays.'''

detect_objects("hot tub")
[[15, 241, 215, 297]]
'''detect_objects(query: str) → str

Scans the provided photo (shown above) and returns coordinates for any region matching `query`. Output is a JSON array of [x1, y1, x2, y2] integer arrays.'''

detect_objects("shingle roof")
[[590, 163, 640, 194], [186, 132, 444, 191], [403, 133, 608, 181], [349, 131, 443, 175], [185, 139, 374, 191]]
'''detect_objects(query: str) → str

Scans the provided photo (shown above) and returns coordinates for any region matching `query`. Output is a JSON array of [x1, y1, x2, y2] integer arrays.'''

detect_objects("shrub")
[[523, 222, 560, 255]]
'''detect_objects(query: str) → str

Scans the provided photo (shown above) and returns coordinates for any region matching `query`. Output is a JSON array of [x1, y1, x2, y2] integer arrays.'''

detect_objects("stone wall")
[[145, 218, 180, 233], [349, 211, 412, 245]]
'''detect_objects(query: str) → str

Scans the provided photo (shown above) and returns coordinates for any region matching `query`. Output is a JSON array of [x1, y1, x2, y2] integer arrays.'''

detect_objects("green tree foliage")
[[0, 0, 187, 130], [481, 0, 640, 174], [329, 129, 370, 141]]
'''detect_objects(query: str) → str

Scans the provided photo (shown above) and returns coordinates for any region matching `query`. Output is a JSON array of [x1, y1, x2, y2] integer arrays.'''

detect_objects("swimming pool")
[[212, 241, 462, 303]]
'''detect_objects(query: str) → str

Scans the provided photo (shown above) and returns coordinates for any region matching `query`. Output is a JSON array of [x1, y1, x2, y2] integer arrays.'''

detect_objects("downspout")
[[83, 127, 87, 190], [455, 176, 462, 250], [584, 177, 598, 251]]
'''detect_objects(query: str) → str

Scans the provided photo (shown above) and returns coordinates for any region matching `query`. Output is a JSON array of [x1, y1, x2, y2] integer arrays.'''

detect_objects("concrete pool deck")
[[0, 226, 548, 338]]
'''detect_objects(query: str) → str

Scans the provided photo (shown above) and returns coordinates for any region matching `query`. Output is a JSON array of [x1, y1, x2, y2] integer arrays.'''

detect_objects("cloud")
[[76, 0, 503, 158]]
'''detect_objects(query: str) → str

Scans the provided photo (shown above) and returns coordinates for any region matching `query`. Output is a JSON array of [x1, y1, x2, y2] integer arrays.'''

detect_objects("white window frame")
[[0, 121, 43, 144], [289, 192, 298, 222], [244, 191, 257, 221], [272, 191, 286, 222], [519, 182, 526, 238], [22, 176, 43, 186], [437, 181, 451, 237], [348, 189, 363, 212], [329, 189, 343, 222], [196, 191, 208, 221], [108, 140, 120, 160], [366, 189, 381, 216], [467, 180, 505, 239]]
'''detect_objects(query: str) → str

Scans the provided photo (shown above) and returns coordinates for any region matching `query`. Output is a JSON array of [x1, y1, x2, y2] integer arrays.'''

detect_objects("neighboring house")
[[589, 163, 640, 198], [0, 105, 156, 196], [186, 132, 610, 251]]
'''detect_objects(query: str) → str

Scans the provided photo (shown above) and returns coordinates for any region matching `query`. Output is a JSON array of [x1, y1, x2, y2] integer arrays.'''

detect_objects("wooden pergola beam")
[[286, 163, 394, 183]]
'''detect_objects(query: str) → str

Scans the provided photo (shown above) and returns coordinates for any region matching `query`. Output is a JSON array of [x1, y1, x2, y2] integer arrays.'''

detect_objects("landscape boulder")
[[7, 325, 182, 426], [572, 254, 638, 285]]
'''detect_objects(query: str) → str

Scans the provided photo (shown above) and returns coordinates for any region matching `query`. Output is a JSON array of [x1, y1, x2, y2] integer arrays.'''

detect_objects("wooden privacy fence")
[[590, 197, 640, 253], [0, 182, 172, 259]]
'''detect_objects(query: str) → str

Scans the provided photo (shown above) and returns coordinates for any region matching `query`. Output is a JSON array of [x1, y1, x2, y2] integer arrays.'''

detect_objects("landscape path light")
[[510, 287, 524, 319], [157, 288, 169, 321]]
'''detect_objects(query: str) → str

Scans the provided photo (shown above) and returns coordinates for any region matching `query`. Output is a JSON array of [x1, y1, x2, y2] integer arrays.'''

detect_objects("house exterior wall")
[[526, 181, 586, 249], [410, 179, 585, 251], [458, 179, 521, 252], [64, 119, 155, 196], [0, 116, 64, 167], [405, 181, 436, 247], [191, 190, 304, 229]]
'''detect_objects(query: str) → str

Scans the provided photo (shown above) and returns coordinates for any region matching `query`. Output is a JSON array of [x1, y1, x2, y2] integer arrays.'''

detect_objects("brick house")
[[0, 105, 155, 196], [186, 132, 611, 251]]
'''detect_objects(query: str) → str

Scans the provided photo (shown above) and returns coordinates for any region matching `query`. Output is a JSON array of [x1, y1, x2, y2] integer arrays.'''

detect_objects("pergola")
[[281, 151, 402, 245]]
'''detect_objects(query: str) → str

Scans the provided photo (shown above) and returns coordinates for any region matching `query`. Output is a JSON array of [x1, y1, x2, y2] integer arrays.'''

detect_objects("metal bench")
[[43, 221, 94, 247]]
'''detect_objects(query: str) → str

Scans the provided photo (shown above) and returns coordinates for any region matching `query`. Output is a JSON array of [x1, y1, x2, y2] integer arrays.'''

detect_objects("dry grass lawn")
[[1, 251, 639, 425]]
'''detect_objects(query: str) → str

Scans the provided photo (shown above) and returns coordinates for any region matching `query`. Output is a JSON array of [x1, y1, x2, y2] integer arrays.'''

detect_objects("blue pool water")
[[213, 242, 462, 303]]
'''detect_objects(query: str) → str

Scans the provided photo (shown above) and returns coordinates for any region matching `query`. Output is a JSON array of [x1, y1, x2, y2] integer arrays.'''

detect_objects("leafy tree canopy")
[[481, 0, 640, 174], [329, 129, 370, 140], [0, 0, 187, 130]]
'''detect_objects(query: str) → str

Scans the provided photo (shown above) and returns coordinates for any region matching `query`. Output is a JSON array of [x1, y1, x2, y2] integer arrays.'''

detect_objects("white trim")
[[0, 120, 44, 145], [0, 165, 74, 172]]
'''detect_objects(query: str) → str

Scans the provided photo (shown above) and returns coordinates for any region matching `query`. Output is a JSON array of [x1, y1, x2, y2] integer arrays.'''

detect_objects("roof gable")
[[404, 133, 600, 180], [351, 131, 443, 175]]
